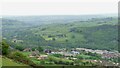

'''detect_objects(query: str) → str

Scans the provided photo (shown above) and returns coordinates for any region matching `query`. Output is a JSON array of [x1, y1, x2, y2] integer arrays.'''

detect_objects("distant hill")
[[3, 14, 117, 25], [2, 15, 118, 51]]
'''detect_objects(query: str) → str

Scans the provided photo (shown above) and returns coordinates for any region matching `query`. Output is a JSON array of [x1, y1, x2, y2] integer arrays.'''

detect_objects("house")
[[38, 55, 48, 60], [23, 48, 32, 52], [56, 34, 65, 38], [71, 58, 77, 60], [29, 55, 34, 58], [29, 49, 40, 57], [44, 49, 52, 54], [71, 51, 80, 55], [63, 52, 74, 57], [102, 53, 119, 59], [12, 39, 23, 43]]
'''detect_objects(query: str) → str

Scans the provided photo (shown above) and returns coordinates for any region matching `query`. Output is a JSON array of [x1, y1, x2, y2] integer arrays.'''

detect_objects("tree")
[[0, 43, 2, 55], [52, 38, 56, 41], [2, 40, 9, 55], [32, 47, 36, 51], [9, 51, 36, 66], [37, 46, 43, 52], [15, 45, 24, 51], [71, 35, 75, 38], [65, 39, 68, 42]]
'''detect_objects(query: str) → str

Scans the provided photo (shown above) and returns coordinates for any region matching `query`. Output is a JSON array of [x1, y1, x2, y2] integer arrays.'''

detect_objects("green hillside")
[[0, 57, 27, 66], [2, 16, 118, 51]]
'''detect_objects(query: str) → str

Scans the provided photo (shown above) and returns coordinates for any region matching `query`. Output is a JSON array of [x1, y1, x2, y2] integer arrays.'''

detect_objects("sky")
[[0, 0, 119, 16]]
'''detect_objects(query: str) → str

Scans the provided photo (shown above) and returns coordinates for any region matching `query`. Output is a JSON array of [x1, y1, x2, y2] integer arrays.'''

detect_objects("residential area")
[[22, 47, 120, 66]]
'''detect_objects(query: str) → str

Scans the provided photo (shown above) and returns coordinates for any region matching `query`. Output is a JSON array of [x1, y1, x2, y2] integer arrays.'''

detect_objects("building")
[[23, 48, 32, 52], [71, 51, 80, 55], [29, 49, 40, 57], [44, 49, 52, 54], [38, 55, 48, 60]]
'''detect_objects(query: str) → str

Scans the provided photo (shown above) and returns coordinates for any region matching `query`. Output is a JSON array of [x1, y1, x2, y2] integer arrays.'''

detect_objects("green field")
[[1, 57, 27, 66]]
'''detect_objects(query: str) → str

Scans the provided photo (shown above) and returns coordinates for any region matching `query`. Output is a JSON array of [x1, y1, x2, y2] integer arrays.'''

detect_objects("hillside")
[[2, 16, 118, 51], [0, 57, 28, 67]]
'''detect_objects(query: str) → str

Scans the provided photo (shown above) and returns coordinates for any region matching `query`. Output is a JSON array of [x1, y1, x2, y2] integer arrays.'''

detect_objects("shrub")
[[52, 54, 63, 58], [37, 46, 43, 52], [2, 40, 9, 55], [15, 45, 24, 51], [9, 51, 36, 66]]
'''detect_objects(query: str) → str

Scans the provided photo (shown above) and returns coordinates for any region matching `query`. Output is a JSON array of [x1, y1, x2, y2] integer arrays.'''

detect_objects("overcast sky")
[[0, 0, 119, 16]]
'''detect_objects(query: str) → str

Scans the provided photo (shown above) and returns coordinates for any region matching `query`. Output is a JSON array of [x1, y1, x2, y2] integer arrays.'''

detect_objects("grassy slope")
[[1, 57, 27, 66], [0, 56, 2, 68]]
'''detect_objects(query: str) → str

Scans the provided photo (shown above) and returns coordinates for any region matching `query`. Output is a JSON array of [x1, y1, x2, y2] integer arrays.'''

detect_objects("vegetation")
[[48, 56, 74, 65], [8, 51, 35, 66], [2, 16, 118, 51], [51, 54, 63, 58], [1, 40, 9, 55], [37, 46, 44, 52], [2, 57, 27, 66], [1, 15, 119, 66], [1, 40, 35, 67]]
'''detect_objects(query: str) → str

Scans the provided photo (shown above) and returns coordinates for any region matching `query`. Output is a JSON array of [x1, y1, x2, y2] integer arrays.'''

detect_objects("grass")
[[0, 56, 2, 68], [77, 54, 91, 59], [21, 52, 31, 56], [1, 57, 27, 66]]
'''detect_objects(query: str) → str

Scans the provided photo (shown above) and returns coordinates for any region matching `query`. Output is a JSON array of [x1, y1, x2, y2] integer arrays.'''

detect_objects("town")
[[22, 47, 120, 66]]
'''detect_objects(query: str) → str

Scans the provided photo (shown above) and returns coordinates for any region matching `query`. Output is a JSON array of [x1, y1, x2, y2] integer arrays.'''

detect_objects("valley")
[[1, 15, 119, 67]]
